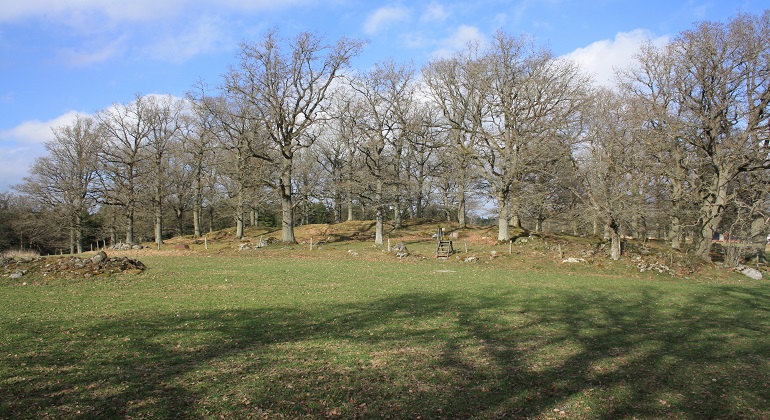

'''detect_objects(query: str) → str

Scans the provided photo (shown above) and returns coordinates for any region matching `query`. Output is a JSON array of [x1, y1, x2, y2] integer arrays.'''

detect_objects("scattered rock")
[[260, 237, 280, 247], [562, 257, 586, 263], [393, 242, 408, 252], [736, 265, 763, 280], [392, 242, 409, 258], [637, 260, 672, 274], [92, 251, 108, 264], [1, 253, 146, 281], [463, 256, 478, 263]]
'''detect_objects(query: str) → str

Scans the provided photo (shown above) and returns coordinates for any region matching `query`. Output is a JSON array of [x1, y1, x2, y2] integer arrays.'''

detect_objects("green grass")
[[1, 249, 769, 418]]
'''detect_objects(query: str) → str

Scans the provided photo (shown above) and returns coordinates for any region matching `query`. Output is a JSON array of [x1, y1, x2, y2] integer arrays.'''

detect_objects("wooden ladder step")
[[436, 240, 454, 258]]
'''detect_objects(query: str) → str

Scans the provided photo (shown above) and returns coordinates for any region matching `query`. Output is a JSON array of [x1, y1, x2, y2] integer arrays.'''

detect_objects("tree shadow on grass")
[[2, 286, 769, 418]]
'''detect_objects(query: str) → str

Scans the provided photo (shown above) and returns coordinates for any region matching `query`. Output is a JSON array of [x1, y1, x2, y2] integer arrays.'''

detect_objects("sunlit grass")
[[1, 250, 769, 418]]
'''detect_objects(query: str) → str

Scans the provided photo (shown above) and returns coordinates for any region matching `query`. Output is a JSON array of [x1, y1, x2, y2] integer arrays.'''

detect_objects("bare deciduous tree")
[[224, 30, 364, 243], [145, 94, 185, 248], [577, 89, 644, 260], [16, 115, 101, 253], [478, 31, 588, 241], [624, 12, 770, 261], [422, 43, 487, 229], [351, 60, 415, 245], [98, 94, 154, 245]]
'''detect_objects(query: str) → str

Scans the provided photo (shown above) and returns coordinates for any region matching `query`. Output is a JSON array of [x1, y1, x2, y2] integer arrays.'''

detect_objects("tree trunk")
[[609, 217, 622, 260], [375, 206, 384, 246], [236, 186, 245, 239], [280, 157, 296, 243], [176, 208, 184, 237], [347, 146, 355, 222], [747, 215, 767, 263], [69, 224, 76, 255], [415, 176, 424, 219], [670, 215, 683, 250], [631, 213, 640, 239], [236, 218, 244, 239], [75, 213, 83, 254], [394, 200, 402, 229], [458, 183, 467, 229], [497, 191, 509, 241], [154, 205, 163, 248], [511, 214, 522, 229], [374, 175, 384, 245], [441, 185, 452, 222], [694, 172, 729, 261], [193, 208, 201, 238], [193, 163, 203, 238], [154, 162, 163, 248], [393, 143, 403, 229], [126, 207, 135, 244], [668, 177, 685, 249]]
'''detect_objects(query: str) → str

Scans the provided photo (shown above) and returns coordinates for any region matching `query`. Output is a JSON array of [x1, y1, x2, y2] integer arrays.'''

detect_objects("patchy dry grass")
[[2, 224, 769, 418], [2, 249, 40, 259]]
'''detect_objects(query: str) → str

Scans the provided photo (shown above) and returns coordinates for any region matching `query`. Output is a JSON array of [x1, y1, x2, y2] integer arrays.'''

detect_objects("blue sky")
[[0, 0, 765, 192]]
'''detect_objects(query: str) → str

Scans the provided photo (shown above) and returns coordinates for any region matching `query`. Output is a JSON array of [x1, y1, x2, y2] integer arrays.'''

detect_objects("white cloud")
[[1, 0, 323, 68], [512, 0, 532, 23], [0, 145, 43, 191], [217, 0, 315, 13], [0, 0, 183, 23], [0, 111, 84, 146], [0, 0, 315, 24], [421, 2, 449, 23], [492, 13, 508, 28], [143, 17, 231, 63], [431, 25, 486, 59], [364, 5, 411, 35], [565, 29, 669, 87], [58, 35, 128, 67], [0, 111, 85, 191]]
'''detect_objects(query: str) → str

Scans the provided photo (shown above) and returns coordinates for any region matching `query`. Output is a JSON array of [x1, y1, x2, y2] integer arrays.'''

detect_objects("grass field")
[[2, 228, 769, 418]]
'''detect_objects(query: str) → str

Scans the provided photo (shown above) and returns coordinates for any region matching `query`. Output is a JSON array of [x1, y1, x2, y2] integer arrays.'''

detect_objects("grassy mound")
[[2, 221, 767, 418], [156, 220, 753, 281]]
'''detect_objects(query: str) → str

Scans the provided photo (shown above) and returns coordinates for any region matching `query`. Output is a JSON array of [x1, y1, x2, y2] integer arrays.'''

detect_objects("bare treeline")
[[5, 12, 769, 262]]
